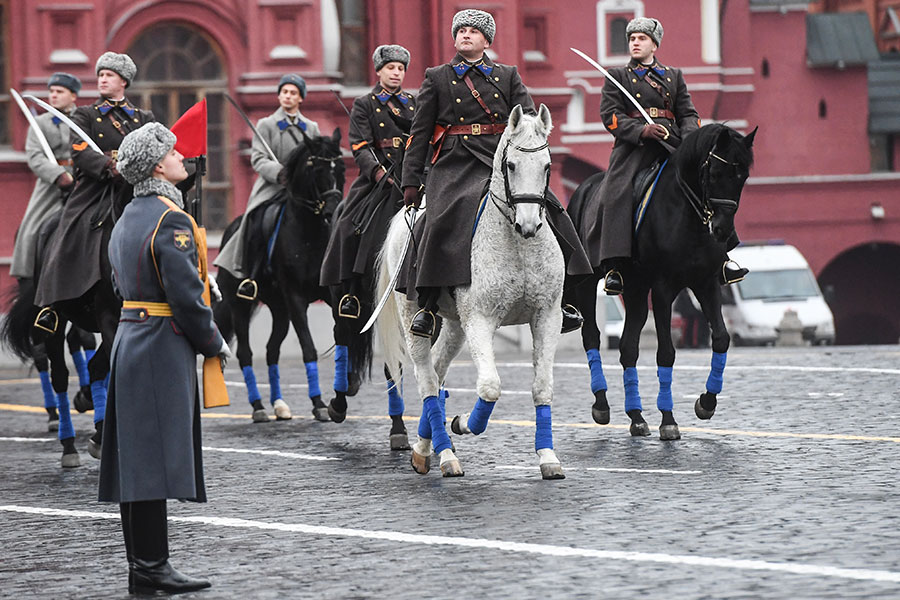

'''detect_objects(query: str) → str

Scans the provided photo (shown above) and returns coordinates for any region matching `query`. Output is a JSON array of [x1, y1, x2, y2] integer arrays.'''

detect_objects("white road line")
[[496, 465, 702, 475], [202, 446, 340, 462], [2, 505, 898, 584], [445, 387, 532, 396], [495, 362, 900, 376], [0, 437, 54, 443]]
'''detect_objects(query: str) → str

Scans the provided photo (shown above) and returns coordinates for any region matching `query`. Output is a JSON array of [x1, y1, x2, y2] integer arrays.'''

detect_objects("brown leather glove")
[[403, 186, 421, 208], [55, 172, 74, 191], [640, 123, 668, 141]]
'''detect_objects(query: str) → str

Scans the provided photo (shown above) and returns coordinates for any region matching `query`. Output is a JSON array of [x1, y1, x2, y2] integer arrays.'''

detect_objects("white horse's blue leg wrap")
[[623, 367, 642, 412], [417, 406, 431, 439], [268, 364, 282, 404], [333, 345, 349, 393], [423, 395, 452, 453], [241, 365, 261, 404], [438, 388, 448, 421], [586, 349, 608, 393], [56, 392, 74, 440], [304, 361, 321, 398], [39, 370, 56, 410], [91, 373, 108, 424], [706, 352, 727, 394], [72, 350, 90, 387], [657, 366, 673, 412], [387, 376, 404, 416], [535, 405, 553, 450], [467, 397, 495, 435]]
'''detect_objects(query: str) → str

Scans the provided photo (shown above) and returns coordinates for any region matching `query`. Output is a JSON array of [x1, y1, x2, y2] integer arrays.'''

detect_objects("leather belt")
[[57, 159, 73, 166], [447, 123, 507, 136], [378, 137, 405, 149], [629, 108, 675, 120], [121, 300, 173, 317]]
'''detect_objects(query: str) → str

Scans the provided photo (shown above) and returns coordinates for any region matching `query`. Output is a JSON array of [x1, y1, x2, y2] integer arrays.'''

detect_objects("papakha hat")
[[95, 51, 137, 87], [452, 9, 496, 44], [626, 17, 664, 47], [373, 45, 411, 71], [117, 122, 177, 186]]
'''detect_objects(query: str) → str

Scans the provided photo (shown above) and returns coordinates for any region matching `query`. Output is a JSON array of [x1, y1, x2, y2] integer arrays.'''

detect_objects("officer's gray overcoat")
[[99, 194, 224, 503]]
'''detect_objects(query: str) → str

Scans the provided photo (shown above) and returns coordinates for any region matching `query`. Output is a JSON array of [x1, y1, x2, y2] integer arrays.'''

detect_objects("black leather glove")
[[403, 186, 421, 209]]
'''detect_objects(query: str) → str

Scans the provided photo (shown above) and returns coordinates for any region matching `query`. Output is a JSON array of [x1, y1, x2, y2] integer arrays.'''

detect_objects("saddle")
[[631, 158, 666, 234], [244, 198, 287, 271]]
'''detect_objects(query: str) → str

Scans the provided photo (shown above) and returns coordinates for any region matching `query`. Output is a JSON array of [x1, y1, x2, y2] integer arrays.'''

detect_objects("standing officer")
[[321, 44, 416, 319], [34, 51, 155, 327], [582, 17, 746, 295], [401, 9, 591, 338], [10, 73, 81, 280], [100, 122, 228, 594], [214, 74, 320, 300]]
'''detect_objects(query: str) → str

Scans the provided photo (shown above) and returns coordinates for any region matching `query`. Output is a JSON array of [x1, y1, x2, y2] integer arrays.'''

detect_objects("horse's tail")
[[0, 278, 39, 362], [374, 212, 409, 381], [347, 325, 373, 384]]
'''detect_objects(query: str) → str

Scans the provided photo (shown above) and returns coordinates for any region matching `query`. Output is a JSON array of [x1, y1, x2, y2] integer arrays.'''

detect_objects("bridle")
[[489, 138, 551, 226], [292, 149, 342, 216], [676, 141, 744, 230]]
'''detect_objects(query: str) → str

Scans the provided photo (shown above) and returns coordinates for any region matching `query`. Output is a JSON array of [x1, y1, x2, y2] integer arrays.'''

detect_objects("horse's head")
[[493, 104, 553, 239], [283, 127, 345, 220]]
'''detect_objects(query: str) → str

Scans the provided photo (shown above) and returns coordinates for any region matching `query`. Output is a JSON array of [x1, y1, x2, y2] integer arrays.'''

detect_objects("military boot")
[[561, 304, 584, 334], [338, 294, 361, 319], [34, 307, 59, 334], [721, 260, 749, 284], [409, 309, 436, 339], [132, 559, 211, 594], [603, 270, 624, 295]]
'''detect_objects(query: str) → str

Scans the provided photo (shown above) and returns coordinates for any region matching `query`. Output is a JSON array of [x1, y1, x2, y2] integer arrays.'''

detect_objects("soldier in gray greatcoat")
[[213, 73, 321, 300], [100, 123, 228, 595], [401, 9, 591, 338], [10, 73, 80, 280]]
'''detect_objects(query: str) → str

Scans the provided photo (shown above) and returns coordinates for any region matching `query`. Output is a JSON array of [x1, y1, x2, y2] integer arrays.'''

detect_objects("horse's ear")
[[538, 103, 552, 135], [331, 127, 342, 143], [743, 126, 758, 148], [509, 104, 523, 130]]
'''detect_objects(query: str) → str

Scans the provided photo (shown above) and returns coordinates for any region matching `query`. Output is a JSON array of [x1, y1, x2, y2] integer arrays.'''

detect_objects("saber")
[[23, 94, 102, 154], [360, 205, 419, 333], [10, 89, 55, 163], [224, 92, 281, 166], [570, 48, 654, 125]]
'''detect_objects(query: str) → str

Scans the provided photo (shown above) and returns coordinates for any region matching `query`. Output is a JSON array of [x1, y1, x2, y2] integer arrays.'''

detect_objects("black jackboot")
[[410, 287, 439, 339]]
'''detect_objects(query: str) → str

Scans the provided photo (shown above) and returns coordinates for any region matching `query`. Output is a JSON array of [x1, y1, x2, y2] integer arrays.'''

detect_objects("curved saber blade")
[[23, 94, 102, 154], [360, 206, 418, 333], [223, 92, 281, 166], [569, 48, 653, 125], [10, 89, 55, 163]]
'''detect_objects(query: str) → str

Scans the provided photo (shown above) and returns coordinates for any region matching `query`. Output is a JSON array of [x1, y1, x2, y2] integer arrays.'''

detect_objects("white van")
[[721, 243, 835, 345]]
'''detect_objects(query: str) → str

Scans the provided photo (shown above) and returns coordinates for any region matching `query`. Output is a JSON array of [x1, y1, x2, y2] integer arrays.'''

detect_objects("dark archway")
[[819, 243, 900, 344]]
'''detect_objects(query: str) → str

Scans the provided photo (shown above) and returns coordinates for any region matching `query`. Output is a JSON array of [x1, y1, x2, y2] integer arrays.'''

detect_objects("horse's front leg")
[[577, 273, 609, 424], [232, 303, 266, 422], [620, 284, 651, 436], [384, 363, 409, 451], [531, 306, 565, 480], [651, 288, 680, 440], [284, 293, 328, 421], [46, 327, 79, 467], [266, 300, 292, 420], [451, 314, 501, 443], [693, 282, 731, 420]]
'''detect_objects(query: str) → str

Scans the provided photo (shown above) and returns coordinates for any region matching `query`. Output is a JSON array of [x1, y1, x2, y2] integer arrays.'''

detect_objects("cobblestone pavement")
[[1, 344, 899, 599]]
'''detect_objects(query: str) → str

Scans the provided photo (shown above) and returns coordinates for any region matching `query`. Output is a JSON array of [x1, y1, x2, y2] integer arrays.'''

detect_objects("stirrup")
[[409, 309, 436, 339], [236, 279, 258, 301], [34, 307, 59, 334], [603, 269, 623, 295], [338, 294, 361, 319], [722, 261, 748, 285]]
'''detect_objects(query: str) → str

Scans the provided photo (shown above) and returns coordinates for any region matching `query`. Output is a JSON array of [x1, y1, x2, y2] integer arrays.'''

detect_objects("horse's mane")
[[674, 124, 754, 177]]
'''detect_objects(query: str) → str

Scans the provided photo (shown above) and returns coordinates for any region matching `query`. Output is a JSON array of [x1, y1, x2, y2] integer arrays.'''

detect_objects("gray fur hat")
[[278, 73, 307, 98], [452, 9, 496, 44], [626, 17, 663, 47], [48, 72, 81, 94], [373, 44, 410, 71], [117, 122, 177, 185], [95, 51, 137, 87]]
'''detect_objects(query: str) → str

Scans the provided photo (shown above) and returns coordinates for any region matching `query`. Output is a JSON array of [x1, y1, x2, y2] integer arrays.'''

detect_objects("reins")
[[675, 141, 743, 230], [488, 138, 551, 227]]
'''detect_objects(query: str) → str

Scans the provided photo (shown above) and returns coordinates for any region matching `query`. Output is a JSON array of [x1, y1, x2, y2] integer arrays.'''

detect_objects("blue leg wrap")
[[56, 393, 74, 440], [91, 374, 108, 424], [85, 349, 96, 363], [39, 370, 56, 409], [387, 377, 404, 416], [657, 366, 674, 412], [623, 367, 642, 412], [305, 362, 321, 399], [424, 395, 452, 454], [333, 345, 349, 393], [706, 352, 727, 394], [242, 365, 261, 404], [586, 349, 608, 394], [72, 350, 90, 387], [467, 397, 495, 435], [535, 405, 553, 450], [438, 388, 448, 421], [417, 406, 431, 439], [268, 364, 282, 404]]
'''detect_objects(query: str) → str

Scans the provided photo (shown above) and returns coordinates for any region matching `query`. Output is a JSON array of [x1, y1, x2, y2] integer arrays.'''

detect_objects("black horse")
[[566, 124, 756, 439], [215, 129, 345, 422]]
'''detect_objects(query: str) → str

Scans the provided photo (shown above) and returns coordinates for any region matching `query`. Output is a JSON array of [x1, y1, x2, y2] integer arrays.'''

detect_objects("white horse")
[[376, 104, 566, 480]]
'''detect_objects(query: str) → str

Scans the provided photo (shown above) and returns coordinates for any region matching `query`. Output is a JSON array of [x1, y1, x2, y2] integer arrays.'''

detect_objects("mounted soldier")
[[581, 17, 747, 295], [34, 52, 156, 329], [321, 44, 416, 318], [400, 9, 591, 339], [214, 73, 321, 301]]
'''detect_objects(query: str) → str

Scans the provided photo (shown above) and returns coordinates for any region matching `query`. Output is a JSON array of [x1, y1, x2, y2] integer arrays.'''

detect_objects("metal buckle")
[[649, 107, 658, 118], [471, 124, 482, 135], [392, 137, 402, 148], [471, 89, 480, 99]]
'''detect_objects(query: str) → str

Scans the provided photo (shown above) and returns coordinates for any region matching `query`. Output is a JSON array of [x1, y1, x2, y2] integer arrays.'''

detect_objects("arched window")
[[610, 17, 628, 56], [127, 23, 230, 230]]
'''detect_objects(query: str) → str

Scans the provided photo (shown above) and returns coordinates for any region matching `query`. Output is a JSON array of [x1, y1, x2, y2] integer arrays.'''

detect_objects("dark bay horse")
[[567, 124, 756, 439], [215, 129, 345, 422]]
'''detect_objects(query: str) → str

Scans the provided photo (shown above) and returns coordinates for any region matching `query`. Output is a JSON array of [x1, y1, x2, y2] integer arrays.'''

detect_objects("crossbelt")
[[121, 300, 173, 317]]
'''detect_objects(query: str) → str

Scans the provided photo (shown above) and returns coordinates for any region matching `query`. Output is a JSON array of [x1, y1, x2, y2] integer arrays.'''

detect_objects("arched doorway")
[[126, 23, 230, 230], [818, 243, 900, 344]]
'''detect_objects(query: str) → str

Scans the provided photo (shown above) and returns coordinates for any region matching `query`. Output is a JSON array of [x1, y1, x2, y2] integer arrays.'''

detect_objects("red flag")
[[171, 98, 207, 158]]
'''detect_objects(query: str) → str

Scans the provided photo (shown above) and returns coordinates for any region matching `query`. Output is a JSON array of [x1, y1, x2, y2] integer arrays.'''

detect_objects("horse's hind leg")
[[232, 302, 266, 422], [66, 325, 92, 412], [577, 274, 610, 424], [385, 364, 409, 450], [285, 295, 328, 421], [620, 285, 651, 437], [531, 307, 565, 480], [651, 288, 680, 440], [693, 282, 731, 420], [47, 328, 78, 467], [32, 341, 58, 432], [266, 303, 292, 420], [327, 315, 352, 423]]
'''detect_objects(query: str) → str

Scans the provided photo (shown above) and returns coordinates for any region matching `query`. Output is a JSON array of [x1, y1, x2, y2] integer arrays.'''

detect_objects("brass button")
[[632, 78, 637, 83], [667, 77, 672, 82], [379, 122, 385, 127], [376, 108, 381, 112], [494, 77, 499, 81], [409, 106, 414, 110], [452, 80, 457, 85], [96, 117, 102, 122], [493, 93, 499, 98], [133, 118, 139, 122], [635, 93, 641, 98], [493, 113, 499, 117], [456, 98, 461, 103], [463, 135, 469, 140], [459, 117, 465, 122], [139, 311, 146, 318], [98, 133, 104, 138]]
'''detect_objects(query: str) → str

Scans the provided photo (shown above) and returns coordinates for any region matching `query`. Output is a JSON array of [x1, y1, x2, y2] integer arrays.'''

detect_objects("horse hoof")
[[390, 432, 411, 451], [591, 407, 610, 425], [273, 399, 292, 420], [87, 438, 101, 459], [311, 406, 330, 422], [410, 450, 431, 474], [440, 459, 464, 477], [629, 422, 651, 437], [252, 408, 269, 423], [659, 424, 681, 441], [540, 463, 566, 480], [450, 415, 470, 435], [695, 394, 717, 420], [73, 387, 93, 413], [47, 419, 59, 433], [61, 452, 80, 468], [327, 403, 347, 423]]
